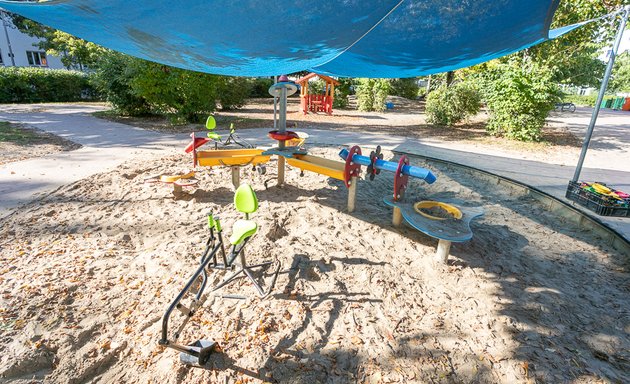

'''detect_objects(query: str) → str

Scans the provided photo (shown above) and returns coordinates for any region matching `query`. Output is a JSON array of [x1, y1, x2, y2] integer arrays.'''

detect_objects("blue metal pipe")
[[339, 148, 436, 184]]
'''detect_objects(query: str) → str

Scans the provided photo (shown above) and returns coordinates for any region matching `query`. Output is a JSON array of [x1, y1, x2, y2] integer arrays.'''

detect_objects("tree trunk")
[[446, 71, 454, 86]]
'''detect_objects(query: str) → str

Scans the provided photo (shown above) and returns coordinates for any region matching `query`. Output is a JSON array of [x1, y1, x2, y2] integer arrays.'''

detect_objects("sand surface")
[[0, 147, 628, 383]]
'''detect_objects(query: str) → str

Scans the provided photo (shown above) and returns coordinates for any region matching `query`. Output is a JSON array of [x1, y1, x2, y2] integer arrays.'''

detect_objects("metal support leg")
[[211, 260, 280, 298]]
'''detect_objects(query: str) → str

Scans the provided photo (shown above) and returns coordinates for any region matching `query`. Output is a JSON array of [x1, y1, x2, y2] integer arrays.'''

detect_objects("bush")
[[356, 78, 390, 112], [216, 76, 252, 110], [480, 58, 560, 141], [333, 78, 353, 108], [128, 62, 211, 123], [90, 53, 151, 115], [0, 67, 98, 103], [388, 78, 419, 99], [248, 77, 274, 98], [425, 82, 481, 126], [92, 52, 251, 123]]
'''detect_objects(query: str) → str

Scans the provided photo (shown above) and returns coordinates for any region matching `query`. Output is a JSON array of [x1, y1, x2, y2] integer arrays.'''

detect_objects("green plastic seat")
[[207, 131, 221, 140], [206, 116, 221, 140], [205, 116, 217, 130], [229, 219, 258, 245], [234, 184, 258, 214], [230, 184, 259, 245]]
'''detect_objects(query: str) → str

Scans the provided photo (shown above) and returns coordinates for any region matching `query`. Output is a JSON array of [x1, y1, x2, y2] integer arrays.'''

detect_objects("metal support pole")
[[273, 76, 278, 129], [277, 82, 287, 185], [278, 87, 287, 140], [572, 6, 629, 182]]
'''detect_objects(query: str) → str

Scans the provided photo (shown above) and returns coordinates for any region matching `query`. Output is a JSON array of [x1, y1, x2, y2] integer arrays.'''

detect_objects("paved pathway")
[[1, 104, 628, 241], [0, 104, 184, 217], [552, 107, 630, 172]]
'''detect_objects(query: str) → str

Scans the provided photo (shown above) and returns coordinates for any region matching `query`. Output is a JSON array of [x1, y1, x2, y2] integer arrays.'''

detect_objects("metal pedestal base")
[[179, 339, 217, 366]]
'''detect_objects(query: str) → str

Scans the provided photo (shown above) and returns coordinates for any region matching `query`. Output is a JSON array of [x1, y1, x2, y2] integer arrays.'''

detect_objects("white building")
[[0, 11, 65, 69]]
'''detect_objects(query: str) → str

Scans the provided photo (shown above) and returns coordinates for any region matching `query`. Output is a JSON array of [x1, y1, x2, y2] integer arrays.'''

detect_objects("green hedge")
[[0, 67, 99, 103]]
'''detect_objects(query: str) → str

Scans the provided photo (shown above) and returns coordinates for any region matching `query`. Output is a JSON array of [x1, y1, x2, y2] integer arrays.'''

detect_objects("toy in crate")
[[566, 181, 630, 217]]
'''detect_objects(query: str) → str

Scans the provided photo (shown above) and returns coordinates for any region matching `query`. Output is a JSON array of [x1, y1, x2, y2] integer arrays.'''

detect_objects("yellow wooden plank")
[[294, 155, 344, 170], [197, 149, 271, 167], [286, 155, 345, 181]]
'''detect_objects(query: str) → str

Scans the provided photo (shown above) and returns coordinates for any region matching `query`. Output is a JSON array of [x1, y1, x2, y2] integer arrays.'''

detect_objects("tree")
[[89, 52, 151, 116], [528, 0, 626, 87], [356, 79, 390, 112], [8, 11, 105, 69], [388, 78, 419, 99], [609, 51, 630, 93], [91, 51, 252, 123], [478, 57, 560, 141]]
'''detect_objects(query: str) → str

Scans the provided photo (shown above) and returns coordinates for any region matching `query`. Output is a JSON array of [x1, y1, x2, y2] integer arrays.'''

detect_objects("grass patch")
[[91, 110, 119, 119], [0, 121, 43, 144]]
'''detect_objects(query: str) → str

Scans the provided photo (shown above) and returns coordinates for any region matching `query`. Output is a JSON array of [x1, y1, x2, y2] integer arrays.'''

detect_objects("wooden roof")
[[295, 72, 340, 86]]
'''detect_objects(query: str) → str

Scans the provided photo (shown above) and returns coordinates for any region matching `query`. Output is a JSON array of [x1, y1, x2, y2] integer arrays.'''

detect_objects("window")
[[26, 51, 47, 67], [0, 49, 3, 65]]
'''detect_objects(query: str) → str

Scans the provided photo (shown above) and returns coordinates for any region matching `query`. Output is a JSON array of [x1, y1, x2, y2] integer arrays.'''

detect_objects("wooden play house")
[[295, 73, 340, 115]]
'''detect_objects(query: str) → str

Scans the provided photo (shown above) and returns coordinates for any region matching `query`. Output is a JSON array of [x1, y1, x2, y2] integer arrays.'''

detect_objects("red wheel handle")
[[343, 145, 362, 188], [393, 155, 409, 201]]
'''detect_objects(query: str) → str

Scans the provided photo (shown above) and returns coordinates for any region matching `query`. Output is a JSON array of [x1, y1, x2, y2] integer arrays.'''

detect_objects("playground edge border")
[[394, 150, 630, 257]]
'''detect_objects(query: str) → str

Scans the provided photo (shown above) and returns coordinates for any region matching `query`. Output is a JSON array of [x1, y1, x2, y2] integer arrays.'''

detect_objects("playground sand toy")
[[0, 147, 628, 383]]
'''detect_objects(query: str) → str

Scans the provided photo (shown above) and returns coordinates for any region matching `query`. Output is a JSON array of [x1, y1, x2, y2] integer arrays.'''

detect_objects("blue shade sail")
[[0, 0, 567, 77]]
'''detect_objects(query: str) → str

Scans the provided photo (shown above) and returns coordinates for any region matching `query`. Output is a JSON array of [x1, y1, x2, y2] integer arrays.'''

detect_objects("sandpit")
[[0, 147, 627, 384]]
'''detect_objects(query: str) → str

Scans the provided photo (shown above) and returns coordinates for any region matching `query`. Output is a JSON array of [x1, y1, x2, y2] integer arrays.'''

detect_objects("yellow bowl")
[[159, 171, 195, 183], [414, 201, 462, 221]]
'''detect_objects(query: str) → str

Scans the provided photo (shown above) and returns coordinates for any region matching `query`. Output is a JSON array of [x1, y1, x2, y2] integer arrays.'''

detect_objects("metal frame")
[[221, 127, 254, 149], [159, 215, 279, 365], [572, 6, 630, 182]]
